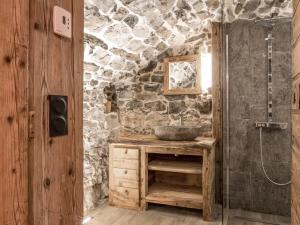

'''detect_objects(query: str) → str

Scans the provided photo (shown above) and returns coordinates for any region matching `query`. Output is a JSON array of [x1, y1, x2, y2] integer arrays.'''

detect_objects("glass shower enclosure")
[[222, 18, 292, 225]]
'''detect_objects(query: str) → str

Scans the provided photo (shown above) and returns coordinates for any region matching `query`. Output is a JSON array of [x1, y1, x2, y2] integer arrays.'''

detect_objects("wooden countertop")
[[111, 134, 216, 149]]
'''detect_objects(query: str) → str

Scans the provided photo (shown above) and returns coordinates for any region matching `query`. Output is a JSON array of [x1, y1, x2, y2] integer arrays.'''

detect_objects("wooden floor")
[[85, 202, 291, 225], [85, 202, 222, 225]]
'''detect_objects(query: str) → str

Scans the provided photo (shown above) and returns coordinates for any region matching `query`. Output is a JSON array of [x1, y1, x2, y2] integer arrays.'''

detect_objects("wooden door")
[[292, 0, 300, 224], [28, 1, 84, 225], [0, 1, 29, 224]]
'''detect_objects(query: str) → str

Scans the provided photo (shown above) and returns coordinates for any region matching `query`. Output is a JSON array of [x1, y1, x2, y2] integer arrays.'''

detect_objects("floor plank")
[[85, 202, 290, 225], [85, 202, 222, 225]]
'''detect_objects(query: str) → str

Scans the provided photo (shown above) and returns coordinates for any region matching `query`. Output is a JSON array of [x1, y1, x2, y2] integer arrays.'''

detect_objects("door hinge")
[[29, 111, 35, 138]]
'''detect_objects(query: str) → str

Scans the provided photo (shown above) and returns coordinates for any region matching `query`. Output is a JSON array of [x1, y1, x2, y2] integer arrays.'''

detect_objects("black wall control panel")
[[49, 95, 68, 137]]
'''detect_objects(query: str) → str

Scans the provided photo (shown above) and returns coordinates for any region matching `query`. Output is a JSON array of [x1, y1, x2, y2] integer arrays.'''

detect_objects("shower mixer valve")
[[255, 121, 287, 130]]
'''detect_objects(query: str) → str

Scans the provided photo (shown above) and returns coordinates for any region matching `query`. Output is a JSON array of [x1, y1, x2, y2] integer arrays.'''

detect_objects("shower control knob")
[[49, 95, 68, 137], [53, 97, 67, 114], [51, 115, 67, 134]]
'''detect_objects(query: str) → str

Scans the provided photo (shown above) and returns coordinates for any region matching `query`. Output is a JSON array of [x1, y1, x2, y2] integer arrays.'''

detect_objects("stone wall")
[[224, 0, 292, 22], [83, 0, 221, 211], [83, 0, 292, 211]]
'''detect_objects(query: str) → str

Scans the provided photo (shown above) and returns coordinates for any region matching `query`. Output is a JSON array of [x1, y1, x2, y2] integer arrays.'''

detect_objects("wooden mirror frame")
[[163, 55, 201, 95]]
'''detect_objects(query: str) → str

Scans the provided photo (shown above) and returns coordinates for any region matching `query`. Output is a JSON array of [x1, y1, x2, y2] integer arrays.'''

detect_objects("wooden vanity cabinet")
[[109, 146, 141, 210], [109, 137, 216, 221]]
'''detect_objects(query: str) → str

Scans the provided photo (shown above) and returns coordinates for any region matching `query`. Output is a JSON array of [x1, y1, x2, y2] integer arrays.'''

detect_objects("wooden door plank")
[[293, 38, 300, 78], [292, 1, 300, 224], [29, 0, 83, 224], [212, 22, 222, 204], [73, 0, 84, 222], [0, 0, 29, 225], [293, 2, 300, 45], [294, 0, 300, 12]]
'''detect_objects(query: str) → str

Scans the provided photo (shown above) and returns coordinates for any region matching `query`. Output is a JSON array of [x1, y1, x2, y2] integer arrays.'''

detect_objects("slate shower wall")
[[224, 20, 292, 216]]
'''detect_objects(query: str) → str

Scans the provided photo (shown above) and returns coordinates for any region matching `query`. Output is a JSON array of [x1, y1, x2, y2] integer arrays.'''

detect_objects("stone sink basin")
[[154, 126, 202, 141]]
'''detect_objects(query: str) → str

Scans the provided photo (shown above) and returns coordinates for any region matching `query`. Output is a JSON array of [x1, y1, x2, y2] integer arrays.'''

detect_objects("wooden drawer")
[[109, 145, 141, 210], [113, 147, 139, 160], [113, 168, 138, 181], [109, 187, 139, 209], [113, 159, 139, 170], [113, 179, 139, 189]]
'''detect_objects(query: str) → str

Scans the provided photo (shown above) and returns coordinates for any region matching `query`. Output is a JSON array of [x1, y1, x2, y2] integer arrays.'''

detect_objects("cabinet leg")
[[140, 148, 148, 211], [140, 201, 148, 211], [202, 148, 215, 221]]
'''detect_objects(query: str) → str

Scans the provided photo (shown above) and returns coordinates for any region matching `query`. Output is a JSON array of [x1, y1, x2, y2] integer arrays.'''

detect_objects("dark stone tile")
[[250, 161, 291, 216], [272, 52, 292, 85], [273, 21, 292, 52], [229, 171, 252, 210], [229, 152, 252, 172], [224, 19, 292, 216], [228, 21, 251, 68], [249, 22, 266, 53], [229, 119, 250, 154]]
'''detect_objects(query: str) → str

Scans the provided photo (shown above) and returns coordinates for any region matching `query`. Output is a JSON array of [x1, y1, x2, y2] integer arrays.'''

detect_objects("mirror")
[[163, 55, 201, 95]]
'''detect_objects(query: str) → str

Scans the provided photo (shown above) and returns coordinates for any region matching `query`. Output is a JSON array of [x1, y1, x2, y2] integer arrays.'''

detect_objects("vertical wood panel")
[[292, 1, 300, 224], [293, 4, 300, 45], [212, 22, 222, 203], [294, 0, 300, 15], [73, 0, 84, 222], [29, 0, 83, 225], [293, 40, 300, 78], [0, 0, 29, 225]]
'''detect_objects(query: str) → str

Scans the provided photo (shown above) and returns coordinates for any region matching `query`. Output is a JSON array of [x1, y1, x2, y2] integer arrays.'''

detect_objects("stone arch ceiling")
[[84, 0, 292, 81], [84, 0, 221, 71]]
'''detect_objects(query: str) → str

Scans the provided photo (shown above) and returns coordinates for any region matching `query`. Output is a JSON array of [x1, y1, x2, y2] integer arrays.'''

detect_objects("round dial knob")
[[52, 115, 67, 133], [53, 97, 67, 114]]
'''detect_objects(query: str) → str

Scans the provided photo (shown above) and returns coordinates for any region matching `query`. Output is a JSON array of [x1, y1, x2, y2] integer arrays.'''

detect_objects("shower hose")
[[259, 127, 291, 186]]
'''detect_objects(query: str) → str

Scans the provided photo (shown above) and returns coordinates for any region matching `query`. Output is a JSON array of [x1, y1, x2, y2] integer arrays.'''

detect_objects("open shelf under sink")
[[148, 159, 202, 174], [145, 182, 203, 209]]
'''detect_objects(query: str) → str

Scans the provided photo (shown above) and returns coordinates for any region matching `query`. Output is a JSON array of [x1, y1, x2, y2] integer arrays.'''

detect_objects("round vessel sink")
[[154, 126, 201, 141]]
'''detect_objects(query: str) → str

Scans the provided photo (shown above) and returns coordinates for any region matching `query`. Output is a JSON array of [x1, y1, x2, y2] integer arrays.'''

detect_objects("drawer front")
[[113, 179, 139, 189], [109, 145, 141, 209], [113, 168, 138, 181], [113, 159, 139, 170], [113, 148, 139, 160], [110, 187, 139, 209]]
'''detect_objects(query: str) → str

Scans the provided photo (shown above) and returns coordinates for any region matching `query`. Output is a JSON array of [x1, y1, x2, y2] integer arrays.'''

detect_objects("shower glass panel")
[[222, 19, 292, 225]]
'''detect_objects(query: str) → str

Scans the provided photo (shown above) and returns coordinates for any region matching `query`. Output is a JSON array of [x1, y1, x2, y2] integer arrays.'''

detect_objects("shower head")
[[254, 17, 292, 28]]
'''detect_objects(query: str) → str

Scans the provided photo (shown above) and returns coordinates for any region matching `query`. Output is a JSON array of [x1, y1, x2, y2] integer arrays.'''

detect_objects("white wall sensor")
[[53, 6, 72, 39]]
